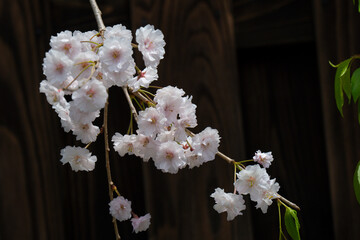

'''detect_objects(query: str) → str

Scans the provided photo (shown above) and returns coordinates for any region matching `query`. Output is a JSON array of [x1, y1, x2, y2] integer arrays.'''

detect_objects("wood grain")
[[0, 0, 65, 239], [234, 0, 313, 47], [0, 127, 33, 239]]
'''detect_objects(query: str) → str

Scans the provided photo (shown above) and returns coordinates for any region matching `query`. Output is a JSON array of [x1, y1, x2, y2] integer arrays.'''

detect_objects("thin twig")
[[278, 196, 300, 211], [122, 86, 138, 122], [103, 99, 121, 240], [89, 0, 120, 239], [186, 127, 300, 211], [131, 90, 156, 107], [216, 151, 235, 164], [89, 0, 105, 32]]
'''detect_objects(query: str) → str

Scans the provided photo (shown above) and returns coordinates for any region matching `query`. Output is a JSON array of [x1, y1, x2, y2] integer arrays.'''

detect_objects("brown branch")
[[122, 86, 138, 122], [89, 0, 105, 32], [103, 99, 121, 240], [216, 151, 235, 164], [278, 196, 300, 211], [89, 0, 120, 239]]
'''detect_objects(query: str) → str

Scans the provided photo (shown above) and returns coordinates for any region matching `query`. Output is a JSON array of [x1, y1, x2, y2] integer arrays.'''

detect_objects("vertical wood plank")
[[0, 0, 65, 239], [0, 128, 33, 239], [131, 1, 253, 239], [233, 0, 313, 47]]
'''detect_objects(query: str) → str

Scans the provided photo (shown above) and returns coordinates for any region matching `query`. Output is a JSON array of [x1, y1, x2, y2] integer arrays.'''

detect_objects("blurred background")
[[1, 0, 360, 239]]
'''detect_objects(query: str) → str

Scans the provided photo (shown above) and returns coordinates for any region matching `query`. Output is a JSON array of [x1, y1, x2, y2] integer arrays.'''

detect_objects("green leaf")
[[335, 71, 344, 116], [354, 160, 360, 205], [329, 61, 340, 68], [334, 58, 352, 116], [342, 67, 352, 103], [351, 68, 360, 102], [336, 58, 352, 79], [285, 208, 301, 240]]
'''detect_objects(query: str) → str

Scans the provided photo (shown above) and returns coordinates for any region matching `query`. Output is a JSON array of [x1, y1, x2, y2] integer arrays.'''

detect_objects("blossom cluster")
[[211, 150, 279, 220], [109, 196, 151, 233], [40, 24, 166, 234], [40, 24, 165, 171], [40, 22, 221, 234], [112, 86, 221, 174], [40, 16, 297, 238]]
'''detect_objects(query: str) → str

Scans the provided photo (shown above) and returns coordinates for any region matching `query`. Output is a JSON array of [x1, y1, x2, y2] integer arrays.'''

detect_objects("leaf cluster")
[[331, 55, 360, 206], [330, 56, 360, 123]]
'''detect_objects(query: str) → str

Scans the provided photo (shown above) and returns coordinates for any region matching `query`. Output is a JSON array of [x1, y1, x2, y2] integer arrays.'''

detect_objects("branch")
[[122, 86, 138, 122], [103, 99, 121, 240], [216, 151, 235, 164], [89, 0, 105, 32], [89, 1, 120, 239], [278, 196, 300, 211], [131, 89, 155, 106]]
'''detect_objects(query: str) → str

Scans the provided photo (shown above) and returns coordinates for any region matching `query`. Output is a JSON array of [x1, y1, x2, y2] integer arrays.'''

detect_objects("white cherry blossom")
[[136, 24, 165, 67], [109, 196, 132, 222], [43, 50, 73, 88], [210, 188, 246, 221], [153, 141, 186, 174], [253, 150, 274, 168], [72, 79, 108, 113], [72, 122, 100, 144], [99, 38, 133, 73], [131, 213, 151, 233], [234, 164, 270, 195], [129, 66, 158, 91], [60, 146, 97, 172]]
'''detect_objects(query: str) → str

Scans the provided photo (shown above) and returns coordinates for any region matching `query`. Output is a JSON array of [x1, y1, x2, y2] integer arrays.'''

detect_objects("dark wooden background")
[[1, 0, 360, 239]]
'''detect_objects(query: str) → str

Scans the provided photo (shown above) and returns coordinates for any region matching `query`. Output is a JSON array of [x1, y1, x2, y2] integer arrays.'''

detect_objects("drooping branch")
[[133, 90, 300, 211], [103, 99, 121, 240], [90, 2, 300, 237], [89, 1, 120, 239]]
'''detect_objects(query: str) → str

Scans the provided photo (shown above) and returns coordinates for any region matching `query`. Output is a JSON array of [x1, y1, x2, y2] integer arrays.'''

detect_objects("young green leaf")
[[353, 160, 360, 205], [335, 71, 344, 116], [334, 58, 352, 116], [329, 60, 340, 68], [342, 68, 352, 103], [336, 58, 352, 78], [285, 208, 301, 240], [351, 68, 360, 103]]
